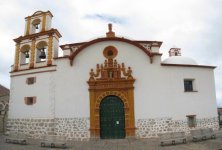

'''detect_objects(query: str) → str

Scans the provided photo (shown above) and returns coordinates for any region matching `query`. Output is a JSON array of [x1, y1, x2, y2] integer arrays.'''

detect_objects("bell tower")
[[13, 11, 62, 71]]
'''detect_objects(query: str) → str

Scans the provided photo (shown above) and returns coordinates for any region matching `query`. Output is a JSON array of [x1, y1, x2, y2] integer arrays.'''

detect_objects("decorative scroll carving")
[[89, 58, 134, 82]]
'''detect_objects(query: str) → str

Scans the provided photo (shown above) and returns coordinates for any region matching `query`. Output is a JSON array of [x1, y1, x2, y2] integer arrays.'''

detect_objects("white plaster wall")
[[52, 37, 59, 58], [155, 66, 218, 120], [63, 50, 70, 56], [9, 72, 55, 119], [54, 41, 217, 121], [46, 15, 52, 31], [151, 46, 159, 53], [24, 19, 28, 35], [9, 40, 217, 122]]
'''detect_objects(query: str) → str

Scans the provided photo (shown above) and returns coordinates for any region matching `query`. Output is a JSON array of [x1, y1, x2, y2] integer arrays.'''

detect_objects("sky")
[[0, 0, 222, 105]]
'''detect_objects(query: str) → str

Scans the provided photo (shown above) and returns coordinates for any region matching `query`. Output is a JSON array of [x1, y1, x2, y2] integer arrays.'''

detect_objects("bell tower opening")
[[36, 41, 48, 63], [20, 45, 31, 65], [31, 19, 41, 34]]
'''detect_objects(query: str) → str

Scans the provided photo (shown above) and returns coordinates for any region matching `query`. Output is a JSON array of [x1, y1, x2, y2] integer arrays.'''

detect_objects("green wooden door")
[[100, 96, 125, 139]]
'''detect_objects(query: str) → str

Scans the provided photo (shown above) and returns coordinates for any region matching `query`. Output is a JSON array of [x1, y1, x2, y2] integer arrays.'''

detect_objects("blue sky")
[[0, 0, 222, 105]]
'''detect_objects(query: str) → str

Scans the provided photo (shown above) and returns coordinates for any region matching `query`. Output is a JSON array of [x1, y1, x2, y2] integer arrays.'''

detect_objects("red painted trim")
[[14, 29, 62, 43], [10, 65, 57, 73], [11, 70, 56, 77], [69, 37, 156, 65], [133, 40, 162, 44], [161, 63, 216, 69], [152, 53, 162, 56], [60, 42, 87, 50]]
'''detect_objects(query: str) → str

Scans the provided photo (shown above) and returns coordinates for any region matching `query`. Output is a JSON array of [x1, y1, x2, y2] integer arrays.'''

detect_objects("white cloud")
[[0, 0, 222, 104]]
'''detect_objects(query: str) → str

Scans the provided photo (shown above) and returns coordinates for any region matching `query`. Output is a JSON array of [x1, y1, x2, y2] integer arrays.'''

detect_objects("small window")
[[184, 79, 195, 92], [26, 77, 36, 85], [24, 97, 36, 105], [186, 115, 196, 127]]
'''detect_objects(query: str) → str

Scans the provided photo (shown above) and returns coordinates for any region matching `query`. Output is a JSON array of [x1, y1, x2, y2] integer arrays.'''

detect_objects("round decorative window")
[[103, 46, 118, 59]]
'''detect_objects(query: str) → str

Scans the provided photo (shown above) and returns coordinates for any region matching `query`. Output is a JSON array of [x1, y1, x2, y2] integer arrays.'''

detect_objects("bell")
[[35, 24, 39, 29], [39, 48, 46, 59], [25, 51, 29, 58]]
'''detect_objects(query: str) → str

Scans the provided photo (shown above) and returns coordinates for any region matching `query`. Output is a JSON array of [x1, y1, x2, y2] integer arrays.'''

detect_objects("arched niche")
[[31, 18, 41, 34], [20, 44, 31, 64], [36, 41, 48, 62]]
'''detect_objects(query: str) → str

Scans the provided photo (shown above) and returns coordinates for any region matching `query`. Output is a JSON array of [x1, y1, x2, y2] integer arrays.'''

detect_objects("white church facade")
[[8, 11, 218, 140]]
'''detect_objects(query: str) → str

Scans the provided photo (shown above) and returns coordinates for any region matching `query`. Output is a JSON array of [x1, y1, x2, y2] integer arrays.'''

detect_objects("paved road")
[[1, 133, 222, 150]]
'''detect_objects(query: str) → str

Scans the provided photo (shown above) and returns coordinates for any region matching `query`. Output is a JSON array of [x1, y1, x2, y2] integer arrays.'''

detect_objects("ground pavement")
[[1, 132, 222, 150]]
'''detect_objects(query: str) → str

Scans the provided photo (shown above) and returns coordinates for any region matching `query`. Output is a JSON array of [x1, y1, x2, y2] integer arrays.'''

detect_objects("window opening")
[[24, 97, 36, 105], [184, 79, 194, 92], [26, 77, 36, 85], [186, 115, 196, 127]]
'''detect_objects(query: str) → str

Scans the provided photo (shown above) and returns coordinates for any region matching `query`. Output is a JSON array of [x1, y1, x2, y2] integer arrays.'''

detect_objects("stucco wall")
[[9, 40, 218, 122], [9, 72, 55, 118], [54, 41, 217, 120]]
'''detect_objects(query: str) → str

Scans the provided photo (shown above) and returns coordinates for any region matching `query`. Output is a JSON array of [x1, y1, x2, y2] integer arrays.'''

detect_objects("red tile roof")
[[0, 84, 9, 95]]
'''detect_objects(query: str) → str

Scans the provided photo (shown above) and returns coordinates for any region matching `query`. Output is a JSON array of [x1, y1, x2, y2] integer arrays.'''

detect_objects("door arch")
[[100, 95, 125, 139]]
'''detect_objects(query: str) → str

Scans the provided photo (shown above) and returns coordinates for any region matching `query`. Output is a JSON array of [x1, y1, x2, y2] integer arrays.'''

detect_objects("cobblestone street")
[[1, 132, 222, 150]]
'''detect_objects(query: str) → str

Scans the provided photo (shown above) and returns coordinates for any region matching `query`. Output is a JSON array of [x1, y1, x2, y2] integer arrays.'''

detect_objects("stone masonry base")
[[136, 117, 219, 138], [7, 118, 90, 141], [6, 117, 219, 141]]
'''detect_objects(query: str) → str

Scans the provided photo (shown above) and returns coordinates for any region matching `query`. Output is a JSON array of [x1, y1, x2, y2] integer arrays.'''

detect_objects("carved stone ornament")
[[88, 46, 136, 138]]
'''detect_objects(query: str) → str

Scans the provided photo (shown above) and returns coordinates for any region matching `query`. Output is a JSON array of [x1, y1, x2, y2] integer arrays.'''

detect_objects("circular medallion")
[[103, 46, 118, 59]]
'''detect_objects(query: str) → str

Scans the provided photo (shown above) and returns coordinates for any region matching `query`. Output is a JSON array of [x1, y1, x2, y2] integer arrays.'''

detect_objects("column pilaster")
[[29, 38, 36, 69], [14, 43, 20, 71], [25, 17, 31, 35], [41, 13, 46, 32], [47, 34, 53, 66]]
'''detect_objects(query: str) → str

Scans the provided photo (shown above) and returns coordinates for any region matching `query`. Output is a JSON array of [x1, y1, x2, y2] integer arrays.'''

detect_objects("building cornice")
[[25, 10, 53, 19], [10, 65, 57, 74], [13, 29, 62, 43], [161, 63, 216, 69]]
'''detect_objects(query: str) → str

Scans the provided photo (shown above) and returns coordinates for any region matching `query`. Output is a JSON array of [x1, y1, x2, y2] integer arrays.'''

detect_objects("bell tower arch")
[[88, 46, 136, 138], [13, 11, 61, 71]]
